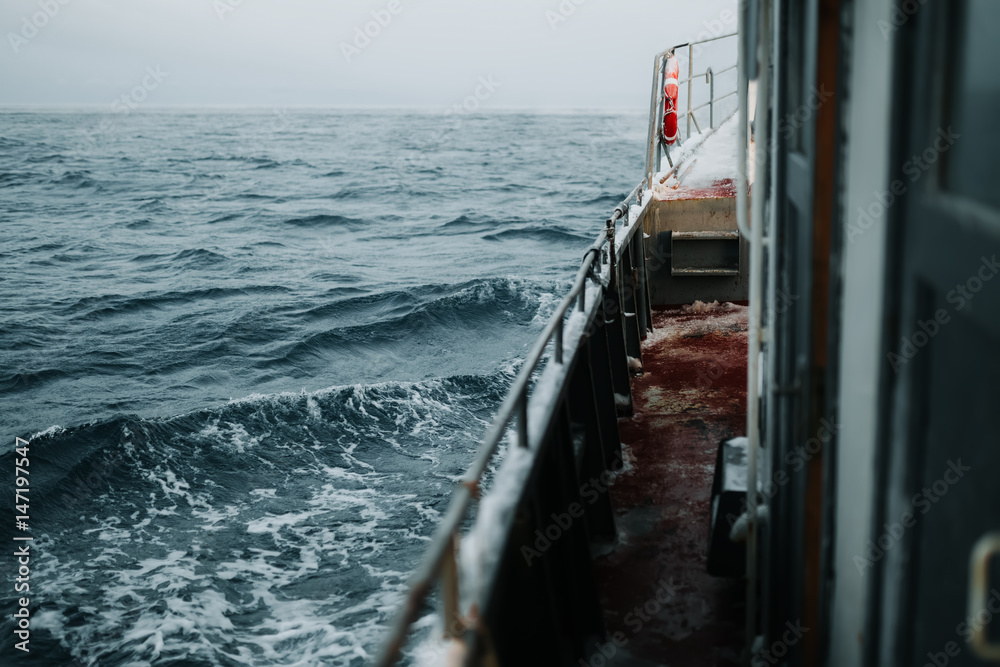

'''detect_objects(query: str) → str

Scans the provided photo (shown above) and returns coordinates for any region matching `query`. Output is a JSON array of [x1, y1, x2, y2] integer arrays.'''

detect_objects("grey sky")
[[1, 0, 738, 109]]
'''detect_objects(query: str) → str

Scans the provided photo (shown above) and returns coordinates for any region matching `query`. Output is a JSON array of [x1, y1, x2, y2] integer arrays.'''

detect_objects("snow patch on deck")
[[653, 114, 740, 200], [643, 301, 747, 346]]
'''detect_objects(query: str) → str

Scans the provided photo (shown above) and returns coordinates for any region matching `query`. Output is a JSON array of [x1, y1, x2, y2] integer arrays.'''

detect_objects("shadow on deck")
[[591, 303, 748, 667]]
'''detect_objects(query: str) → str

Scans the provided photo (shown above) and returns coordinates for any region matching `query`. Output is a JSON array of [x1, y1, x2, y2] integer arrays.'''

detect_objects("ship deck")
[[593, 302, 748, 667]]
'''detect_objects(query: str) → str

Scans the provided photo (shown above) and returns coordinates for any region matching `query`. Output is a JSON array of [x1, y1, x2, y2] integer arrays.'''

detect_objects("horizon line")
[[0, 103, 648, 114]]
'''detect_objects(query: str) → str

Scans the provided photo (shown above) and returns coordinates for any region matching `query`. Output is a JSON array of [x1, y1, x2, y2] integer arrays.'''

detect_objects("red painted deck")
[[593, 303, 748, 667], [653, 177, 737, 201]]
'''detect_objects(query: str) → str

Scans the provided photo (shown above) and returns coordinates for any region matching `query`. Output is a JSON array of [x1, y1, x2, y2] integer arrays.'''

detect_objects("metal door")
[[874, 1, 1000, 664]]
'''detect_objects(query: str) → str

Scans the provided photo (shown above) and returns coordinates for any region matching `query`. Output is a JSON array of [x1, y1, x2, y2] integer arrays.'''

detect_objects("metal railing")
[[375, 180, 648, 666], [645, 32, 739, 188], [377, 33, 738, 666]]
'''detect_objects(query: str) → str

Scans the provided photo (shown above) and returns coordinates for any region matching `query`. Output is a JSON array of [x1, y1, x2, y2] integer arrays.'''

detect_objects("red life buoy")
[[662, 56, 680, 145]]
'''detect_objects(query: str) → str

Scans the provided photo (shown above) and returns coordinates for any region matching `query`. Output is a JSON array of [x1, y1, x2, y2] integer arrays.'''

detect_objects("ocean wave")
[[323, 185, 385, 201], [0, 109, 646, 664], [0, 170, 38, 185], [283, 214, 367, 229], [172, 247, 228, 267], [2, 370, 509, 499], [0, 367, 72, 393], [136, 197, 169, 211], [51, 170, 98, 189], [26, 152, 69, 164], [0, 370, 508, 664], [255, 277, 553, 370], [124, 217, 155, 229], [438, 214, 482, 230], [481, 226, 589, 244], [62, 285, 290, 320], [207, 211, 245, 224]]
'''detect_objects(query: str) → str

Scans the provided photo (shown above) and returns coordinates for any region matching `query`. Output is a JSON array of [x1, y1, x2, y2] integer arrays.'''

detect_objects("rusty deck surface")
[[592, 302, 748, 667]]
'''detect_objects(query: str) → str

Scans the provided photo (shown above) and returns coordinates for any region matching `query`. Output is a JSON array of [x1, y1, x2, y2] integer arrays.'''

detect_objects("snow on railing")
[[644, 32, 738, 188], [375, 180, 648, 666]]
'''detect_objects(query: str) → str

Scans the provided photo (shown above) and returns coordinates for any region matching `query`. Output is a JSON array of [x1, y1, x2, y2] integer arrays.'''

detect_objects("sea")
[[0, 108, 646, 666]]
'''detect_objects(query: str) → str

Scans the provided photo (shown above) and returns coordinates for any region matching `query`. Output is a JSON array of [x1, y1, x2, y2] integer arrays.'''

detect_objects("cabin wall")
[[827, 0, 895, 664], [643, 198, 750, 305]]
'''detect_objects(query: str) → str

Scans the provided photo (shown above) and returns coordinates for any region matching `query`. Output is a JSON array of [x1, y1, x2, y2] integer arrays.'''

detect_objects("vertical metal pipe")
[[745, 0, 771, 654], [736, 28, 751, 242], [517, 394, 529, 448], [556, 319, 564, 364], [708, 68, 715, 128], [633, 227, 649, 338], [644, 54, 666, 189], [687, 44, 694, 138], [736, 0, 754, 652], [654, 55, 666, 177], [606, 219, 616, 292], [441, 532, 460, 639]]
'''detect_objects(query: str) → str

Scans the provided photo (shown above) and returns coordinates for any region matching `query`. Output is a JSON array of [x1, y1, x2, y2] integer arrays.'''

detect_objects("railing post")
[[687, 44, 694, 139], [441, 531, 461, 639], [518, 393, 529, 448], [606, 219, 616, 291], [708, 67, 714, 128], [555, 318, 564, 364], [654, 55, 665, 176], [645, 53, 665, 189]]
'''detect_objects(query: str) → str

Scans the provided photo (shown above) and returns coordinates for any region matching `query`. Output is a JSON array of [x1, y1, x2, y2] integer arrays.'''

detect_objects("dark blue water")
[[0, 109, 645, 665]]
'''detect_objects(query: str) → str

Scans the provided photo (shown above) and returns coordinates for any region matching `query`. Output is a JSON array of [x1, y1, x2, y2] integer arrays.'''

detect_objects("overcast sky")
[[1, 0, 738, 109]]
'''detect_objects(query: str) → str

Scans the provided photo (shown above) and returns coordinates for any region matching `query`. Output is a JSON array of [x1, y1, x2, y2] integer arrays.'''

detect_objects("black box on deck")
[[707, 436, 748, 577]]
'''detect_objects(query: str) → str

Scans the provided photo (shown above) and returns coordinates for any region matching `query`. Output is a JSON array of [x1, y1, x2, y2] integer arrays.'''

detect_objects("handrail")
[[379, 29, 737, 664], [678, 64, 738, 87], [644, 31, 738, 188], [375, 179, 648, 666]]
